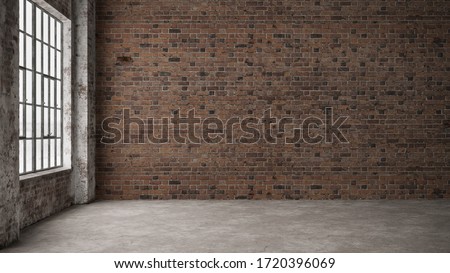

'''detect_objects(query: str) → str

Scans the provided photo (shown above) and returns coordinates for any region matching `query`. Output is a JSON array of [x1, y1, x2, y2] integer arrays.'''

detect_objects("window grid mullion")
[[20, 66, 60, 81], [35, 37, 61, 52], [32, 1, 36, 172], [40, 7, 44, 171], [22, 0, 27, 173], [53, 18, 57, 166], [47, 12, 51, 168]]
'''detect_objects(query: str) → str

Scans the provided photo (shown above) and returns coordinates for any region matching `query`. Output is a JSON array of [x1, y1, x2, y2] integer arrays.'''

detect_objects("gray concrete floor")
[[2, 200, 450, 253]]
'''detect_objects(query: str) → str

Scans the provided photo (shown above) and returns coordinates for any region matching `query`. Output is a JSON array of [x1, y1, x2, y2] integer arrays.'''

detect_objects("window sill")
[[20, 167, 72, 182]]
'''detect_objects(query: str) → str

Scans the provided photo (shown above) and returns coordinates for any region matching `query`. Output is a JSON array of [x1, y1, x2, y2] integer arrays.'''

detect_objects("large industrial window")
[[19, 0, 63, 175]]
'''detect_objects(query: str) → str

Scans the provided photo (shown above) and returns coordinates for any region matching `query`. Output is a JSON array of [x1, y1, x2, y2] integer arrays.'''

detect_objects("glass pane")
[[43, 139, 49, 169], [26, 35, 33, 69], [49, 79, 55, 107], [19, 70, 24, 103], [19, 140, 24, 174], [44, 107, 49, 137], [25, 0, 33, 35], [26, 105, 33, 138], [56, 139, 61, 166], [36, 74, 41, 105], [36, 106, 42, 138], [26, 70, 33, 103], [43, 44, 49, 75], [50, 139, 55, 167], [50, 17, 55, 47], [19, 0, 24, 31], [43, 77, 48, 105], [36, 139, 42, 171], [43, 12, 48, 43], [56, 51, 61, 79], [50, 48, 55, 77], [25, 139, 33, 173], [56, 22, 61, 50], [56, 109, 61, 137], [19, 33, 24, 67], [36, 41, 42, 73], [56, 80, 61, 108], [19, 104, 24, 137], [50, 108, 55, 136], [36, 8, 42, 40]]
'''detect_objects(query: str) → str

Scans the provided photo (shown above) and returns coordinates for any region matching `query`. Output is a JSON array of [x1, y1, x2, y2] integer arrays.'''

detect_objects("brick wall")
[[95, 0, 450, 200], [20, 170, 73, 228]]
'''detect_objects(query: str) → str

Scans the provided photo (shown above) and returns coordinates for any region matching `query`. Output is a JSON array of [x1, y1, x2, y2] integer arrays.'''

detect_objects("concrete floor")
[[2, 200, 450, 253]]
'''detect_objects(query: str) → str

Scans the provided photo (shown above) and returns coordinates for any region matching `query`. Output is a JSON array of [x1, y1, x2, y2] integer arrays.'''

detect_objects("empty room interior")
[[0, 0, 449, 253]]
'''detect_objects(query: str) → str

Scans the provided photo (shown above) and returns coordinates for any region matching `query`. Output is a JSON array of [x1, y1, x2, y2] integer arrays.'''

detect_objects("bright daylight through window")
[[19, 0, 63, 174]]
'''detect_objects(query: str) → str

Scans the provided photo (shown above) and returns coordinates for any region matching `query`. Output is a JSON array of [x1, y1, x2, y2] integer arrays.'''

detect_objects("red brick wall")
[[95, 0, 450, 200]]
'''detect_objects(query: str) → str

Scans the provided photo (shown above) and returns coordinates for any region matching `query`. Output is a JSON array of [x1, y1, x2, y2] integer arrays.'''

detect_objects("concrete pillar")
[[0, 0, 20, 248], [72, 0, 96, 204]]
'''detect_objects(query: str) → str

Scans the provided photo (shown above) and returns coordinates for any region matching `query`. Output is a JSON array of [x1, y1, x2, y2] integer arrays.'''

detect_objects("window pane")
[[56, 51, 61, 79], [25, 0, 33, 35], [19, 33, 24, 67], [19, 0, 24, 31], [43, 44, 49, 75], [36, 41, 42, 73], [43, 77, 48, 106], [50, 139, 55, 167], [26, 105, 33, 138], [43, 139, 49, 169], [50, 108, 55, 137], [44, 107, 49, 137], [36, 139, 42, 171], [36, 8, 42, 40], [56, 22, 61, 50], [50, 17, 55, 47], [25, 139, 33, 173], [26, 70, 33, 103], [56, 80, 61, 108], [26, 35, 33, 69], [19, 104, 24, 137], [56, 139, 62, 166], [56, 109, 61, 137], [43, 12, 48, 43], [49, 79, 55, 107], [36, 74, 42, 105], [50, 48, 55, 77], [19, 70, 24, 103], [19, 140, 24, 174], [36, 106, 42, 138]]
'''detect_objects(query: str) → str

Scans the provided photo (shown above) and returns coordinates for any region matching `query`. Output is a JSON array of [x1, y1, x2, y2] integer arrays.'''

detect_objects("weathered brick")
[[95, 0, 450, 201]]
